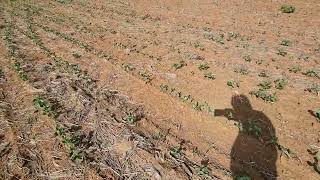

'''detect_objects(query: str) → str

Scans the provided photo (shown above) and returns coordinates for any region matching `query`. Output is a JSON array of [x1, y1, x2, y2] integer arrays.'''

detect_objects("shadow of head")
[[231, 94, 252, 113]]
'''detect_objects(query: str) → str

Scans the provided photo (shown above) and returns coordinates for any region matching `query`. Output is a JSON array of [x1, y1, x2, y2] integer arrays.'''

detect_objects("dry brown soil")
[[0, 0, 320, 179]]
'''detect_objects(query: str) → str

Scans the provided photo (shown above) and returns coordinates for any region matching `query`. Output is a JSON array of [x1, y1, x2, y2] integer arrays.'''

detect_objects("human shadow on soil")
[[215, 94, 278, 179]]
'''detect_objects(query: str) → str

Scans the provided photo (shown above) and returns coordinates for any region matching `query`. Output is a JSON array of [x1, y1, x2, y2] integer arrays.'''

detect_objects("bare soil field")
[[0, 0, 320, 179]]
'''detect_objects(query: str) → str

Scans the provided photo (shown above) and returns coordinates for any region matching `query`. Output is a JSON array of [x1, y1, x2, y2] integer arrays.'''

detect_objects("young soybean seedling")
[[172, 60, 187, 70], [250, 89, 278, 102], [193, 102, 204, 111], [281, 5, 295, 13], [54, 127, 66, 136], [125, 112, 138, 123], [275, 79, 288, 90], [276, 48, 287, 56], [33, 96, 54, 116], [237, 120, 262, 138], [123, 63, 135, 72], [234, 65, 249, 75], [72, 51, 81, 58], [227, 80, 240, 88], [258, 70, 270, 78], [306, 83, 320, 95], [138, 70, 152, 82], [242, 54, 252, 62], [170, 146, 182, 159], [280, 40, 292, 46], [198, 63, 210, 70], [197, 165, 210, 177], [227, 80, 234, 88], [259, 80, 272, 90], [305, 69, 318, 77], [204, 72, 215, 80], [289, 65, 301, 73]]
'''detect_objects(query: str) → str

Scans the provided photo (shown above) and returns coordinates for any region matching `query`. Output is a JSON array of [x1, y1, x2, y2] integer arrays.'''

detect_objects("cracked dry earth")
[[0, 0, 320, 179]]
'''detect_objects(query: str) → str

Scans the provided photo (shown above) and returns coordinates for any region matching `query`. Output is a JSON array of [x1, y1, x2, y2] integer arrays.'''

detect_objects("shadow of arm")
[[214, 108, 235, 120]]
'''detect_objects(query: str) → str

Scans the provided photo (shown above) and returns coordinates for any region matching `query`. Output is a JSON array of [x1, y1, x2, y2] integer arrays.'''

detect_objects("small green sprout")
[[289, 65, 301, 73], [305, 69, 318, 77], [275, 79, 288, 90], [281, 5, 295, 13], [170, 146, 182, 159], [280, 40, 291, 46], [198, 63, 210, 70], [204, 72, 215, 79], [172, 60, 187, 70]]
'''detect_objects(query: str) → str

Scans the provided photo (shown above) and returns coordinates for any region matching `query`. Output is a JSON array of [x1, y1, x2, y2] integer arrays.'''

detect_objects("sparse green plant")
[[227, 80, 234, 88], [182, 94, 193, 102], [204, 72, 215, 80], [259, 80, 272, 90], [170, 146, 182, 159], [227, 80, 240, 88], [54, 127, 66, 136], [227, 31, 240, 41], [267, 135, 279, 146], [123, 63, 135, 72], [258, 70, 270, 78], [13, 63, 28, 81], [204, 31, 225, 44], [280, 40, 291, 46], [61, 132, 81, 146], [124, 112, 138, 123], [276, 48, 287, 56], [18, 71, 28, 81], [72, 51, 81, 58], [242, 54, 252, 62], [194, 41, 205, 50], [193, 102, 205, 111], [172, 60, 187, 70], [58, 130, 86, 162], [240, 35, 253, 41], [281, 5, 295, 13], [198, 63, 210, 70], [197, 165, 210, 177], [237, 120, 262, 138], [70, 149, 85, 162], [306, 83, 320, 95], [298, 54, 310, 61], [289, 65, 301, 73], [154, 131, 166, 141], [34, 96, 55, 116], [250, 89, 278, 102], [274, 78, 288, 90], [234, 65, 249, 75], [139, 70, 152, 82], [305, 69, 318, 77], [160, 84, 169, 92]]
